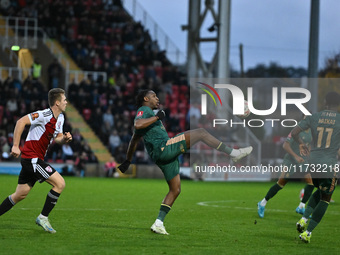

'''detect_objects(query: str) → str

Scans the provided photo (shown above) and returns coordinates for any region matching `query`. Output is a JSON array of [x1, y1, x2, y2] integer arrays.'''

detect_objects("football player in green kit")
[[292, 91, 340, 243], [257, 126, 314, 218], [119, 90, 253, 235]]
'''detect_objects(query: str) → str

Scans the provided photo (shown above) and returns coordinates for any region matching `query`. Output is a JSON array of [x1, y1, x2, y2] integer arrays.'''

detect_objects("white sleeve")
[[28, 110, 45, 125], [54, 114, 64, 137]]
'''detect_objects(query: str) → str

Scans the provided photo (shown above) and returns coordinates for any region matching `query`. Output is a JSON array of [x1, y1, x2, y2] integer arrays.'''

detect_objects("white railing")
[[1, 16, 108, 91], [42, 30, 107, 91], [44, 38, 70, 71], [0, 67, 31, 81], [0, 16, 39, 49], [66, 70, 107, 84], [123, 0, 186, 65]]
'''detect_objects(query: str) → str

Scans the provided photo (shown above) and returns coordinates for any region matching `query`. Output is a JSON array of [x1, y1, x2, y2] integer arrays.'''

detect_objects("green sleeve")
[[297, 116, 311, 131], [134, 106, 155, 136], [285, 131, 294, 145], [135, 106, 154, 121]]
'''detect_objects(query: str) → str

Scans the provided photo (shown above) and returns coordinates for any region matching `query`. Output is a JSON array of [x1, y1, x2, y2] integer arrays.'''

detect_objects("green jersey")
[[283, 129, 312, 163], [134, 106, 169, 162], [298, 110, 340, 165]]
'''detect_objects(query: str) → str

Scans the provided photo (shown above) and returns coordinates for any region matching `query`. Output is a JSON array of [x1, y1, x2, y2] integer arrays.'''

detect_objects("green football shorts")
[[312, 173, 338, 195], [281, 159, 309, 179], [156, 133, 187, 182]]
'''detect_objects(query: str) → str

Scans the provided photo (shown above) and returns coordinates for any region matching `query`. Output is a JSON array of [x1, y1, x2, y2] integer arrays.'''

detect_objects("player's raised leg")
[[183, 128, 253, 162], [36, 171, 65, 234]]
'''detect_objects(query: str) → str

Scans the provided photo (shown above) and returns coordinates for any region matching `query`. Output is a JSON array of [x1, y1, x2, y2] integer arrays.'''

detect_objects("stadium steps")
[[45, 39, 81, 71], [43, 39, 117, 167], [65, 103, 112, 164], [18, 48, 33, 76]]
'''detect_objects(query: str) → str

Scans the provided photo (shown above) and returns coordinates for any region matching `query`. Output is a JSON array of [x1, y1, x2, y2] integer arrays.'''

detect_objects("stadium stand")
[[0, 76, 101, 167], [0, 0, 190, 167]]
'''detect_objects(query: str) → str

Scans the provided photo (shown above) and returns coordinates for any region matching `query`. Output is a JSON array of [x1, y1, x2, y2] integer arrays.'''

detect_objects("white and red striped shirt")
[[21, 108, 64, 160]]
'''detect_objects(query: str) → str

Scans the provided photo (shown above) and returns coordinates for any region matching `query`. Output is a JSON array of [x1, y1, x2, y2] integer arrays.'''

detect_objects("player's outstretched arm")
[[126, 133, 142, 162], [118, 133, 142, 173], [10, 115, 31, 158]]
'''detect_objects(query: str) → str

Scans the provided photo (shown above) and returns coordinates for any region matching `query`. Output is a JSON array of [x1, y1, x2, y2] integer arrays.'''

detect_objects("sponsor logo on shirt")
[[137, 111, 144, 117], [31, 112, 39, 120]]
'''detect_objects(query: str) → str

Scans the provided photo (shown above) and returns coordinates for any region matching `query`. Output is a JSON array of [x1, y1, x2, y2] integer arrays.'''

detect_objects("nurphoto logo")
[[197, 82, 312, 128]]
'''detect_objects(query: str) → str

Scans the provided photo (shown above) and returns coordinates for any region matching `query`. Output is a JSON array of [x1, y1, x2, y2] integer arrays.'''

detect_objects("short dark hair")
[[325, 91, 340, 107], [48, 88, 65, 107], [135, 89, 152, 108]]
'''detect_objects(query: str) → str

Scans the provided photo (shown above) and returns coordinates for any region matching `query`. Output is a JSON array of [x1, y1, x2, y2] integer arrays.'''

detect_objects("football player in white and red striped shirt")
[[0, 88, 72, 233]]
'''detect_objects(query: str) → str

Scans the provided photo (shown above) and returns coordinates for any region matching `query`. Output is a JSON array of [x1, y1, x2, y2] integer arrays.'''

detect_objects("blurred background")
[[0, 0, 339, 181]]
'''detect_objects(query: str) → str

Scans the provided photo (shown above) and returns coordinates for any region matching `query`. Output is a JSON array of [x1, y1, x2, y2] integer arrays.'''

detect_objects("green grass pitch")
[[0, 175, 339, 254]]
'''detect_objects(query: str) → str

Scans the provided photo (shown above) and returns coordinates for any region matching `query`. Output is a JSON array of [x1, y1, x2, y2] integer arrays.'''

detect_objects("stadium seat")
[[178, 102, 187, 113], [126, 82, 135, 94], [180, 85, 189, 94], [179, 93, 188, 102], [165, 93, 171, 106], [130, 111, 136, 117], [169, 102, 178, 115], [179, 118, 186, 131], [155, 66, 163, 77], [172, 85, 179, 95], [170, 93, 178, 101], [82, 108, 92, 121]]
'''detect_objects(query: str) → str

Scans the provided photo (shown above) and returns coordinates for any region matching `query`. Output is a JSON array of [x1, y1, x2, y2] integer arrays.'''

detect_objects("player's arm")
[[291, 126, 309, 156], [134, 110, 165, 130], [10, 115, 31, 158], [126, 133, 142, 161], [283, 140, 304, 163], [55, 132, 73, 144], [118, 133, 142, 173]]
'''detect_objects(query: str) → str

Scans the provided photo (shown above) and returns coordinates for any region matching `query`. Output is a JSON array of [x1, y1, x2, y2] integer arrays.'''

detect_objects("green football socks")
[[307, 200, 329, 232], [216, 142, 233, 155], [303, 190, 321, 218], [157, 204, 171, 222], [301, 184, 314, 204], [265, 183, 282, 201]]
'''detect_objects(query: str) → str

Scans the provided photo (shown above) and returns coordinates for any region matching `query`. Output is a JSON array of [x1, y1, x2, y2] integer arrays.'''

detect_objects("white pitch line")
[[197, 200, 340, 215], [19, 208, 128, 211]]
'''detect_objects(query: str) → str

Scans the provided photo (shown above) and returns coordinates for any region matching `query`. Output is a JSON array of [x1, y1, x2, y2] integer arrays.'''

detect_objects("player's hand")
[[118, 160, 131, 173], [156, 110, 165, 120], [63, 132, 72, 143], [299, 144, 309, 157], [10, 145, 21, 158], [294, 155, 304, 164]]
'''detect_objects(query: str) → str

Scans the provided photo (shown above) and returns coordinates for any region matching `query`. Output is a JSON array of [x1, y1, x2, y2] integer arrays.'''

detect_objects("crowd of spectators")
[[1, 0, 193, 166], [1, 0, 171, 73], [0, 76, 97, 170]]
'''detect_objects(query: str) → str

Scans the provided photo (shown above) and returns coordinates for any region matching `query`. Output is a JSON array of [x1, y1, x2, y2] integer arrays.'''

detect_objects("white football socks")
[[260, 198, 267, 207]]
